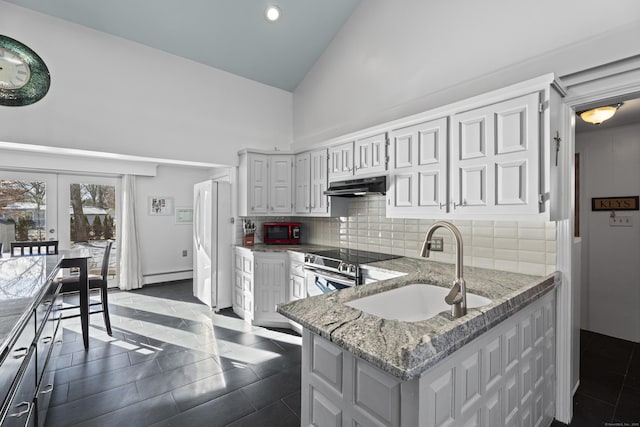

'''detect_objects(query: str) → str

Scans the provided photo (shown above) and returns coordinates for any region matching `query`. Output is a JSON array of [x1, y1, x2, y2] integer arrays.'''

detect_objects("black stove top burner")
[[310, 249, 401, 265]]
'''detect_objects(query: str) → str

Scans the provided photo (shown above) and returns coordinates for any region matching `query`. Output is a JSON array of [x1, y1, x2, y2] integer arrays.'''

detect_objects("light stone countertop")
[[277, 256, 557, 381]]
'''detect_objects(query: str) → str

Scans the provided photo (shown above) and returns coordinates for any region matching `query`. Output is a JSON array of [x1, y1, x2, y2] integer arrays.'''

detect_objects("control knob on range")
[[304, 254, 315, 263], [338, 262, 356, 273]]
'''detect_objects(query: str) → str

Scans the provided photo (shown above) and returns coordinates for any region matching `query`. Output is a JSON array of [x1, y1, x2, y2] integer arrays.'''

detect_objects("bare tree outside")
[[70, 183, 90, 242], [0, 180, 47, 241]]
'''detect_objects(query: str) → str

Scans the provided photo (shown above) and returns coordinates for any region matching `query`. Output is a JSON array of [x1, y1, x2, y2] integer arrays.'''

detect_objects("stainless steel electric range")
[[303, 248, 401, 297]]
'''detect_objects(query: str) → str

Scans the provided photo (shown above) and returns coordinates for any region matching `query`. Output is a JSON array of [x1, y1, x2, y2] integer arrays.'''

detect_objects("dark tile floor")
[[551, 329, 640, 427], [44, 280, 302, 427]]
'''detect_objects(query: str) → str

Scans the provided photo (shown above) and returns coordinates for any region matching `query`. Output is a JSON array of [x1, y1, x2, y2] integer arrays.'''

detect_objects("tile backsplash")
[[238, 195, 556, 276]]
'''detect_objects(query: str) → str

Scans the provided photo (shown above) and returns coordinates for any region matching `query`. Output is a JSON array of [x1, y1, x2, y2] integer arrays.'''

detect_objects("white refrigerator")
[[193, 180, 232, 311]]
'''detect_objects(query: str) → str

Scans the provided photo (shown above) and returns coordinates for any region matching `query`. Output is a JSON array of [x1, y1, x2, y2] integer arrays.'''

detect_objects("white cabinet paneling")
[[295, 152, 311, 214], [295, 148, 346, 217], [328, 141, 354, 181], [310, 148, 330, 214], [301, 290, 556, 427], [233, 247, 288, 328], [387, 117, 448, 217], [451, 92, 541, 216], [238, 151, 293, 216], [269, 155, 293, 214], [232, 246, 253, 320], [329, 133, 387, 182], [355, 133, 387, 176], [287, 251, 305, 332]]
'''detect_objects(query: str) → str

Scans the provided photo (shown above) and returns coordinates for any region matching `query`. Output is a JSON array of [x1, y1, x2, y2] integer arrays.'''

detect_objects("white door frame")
[[555, 56, 640, 424]]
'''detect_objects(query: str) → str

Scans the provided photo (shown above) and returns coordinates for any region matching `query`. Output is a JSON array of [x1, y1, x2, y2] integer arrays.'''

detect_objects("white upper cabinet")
[[245, 153, 269, 215], [294, 152, 311, 214], [295, 148, 346, 217], [354, 133, 387, 176], [451, 92, 540, 216], [329, 133, 387, 182], [328, 141, 354, 181], [238, 151, 293, 216], [386, 117, 448, 217], [310, 148, 330, 214]]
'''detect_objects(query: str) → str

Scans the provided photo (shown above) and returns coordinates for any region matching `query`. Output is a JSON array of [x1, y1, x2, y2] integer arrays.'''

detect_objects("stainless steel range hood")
[[324, 176, 387, 197]]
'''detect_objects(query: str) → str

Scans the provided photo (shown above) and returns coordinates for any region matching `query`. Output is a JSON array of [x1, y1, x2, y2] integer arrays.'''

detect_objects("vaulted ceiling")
[[4, 0, 361, 92]]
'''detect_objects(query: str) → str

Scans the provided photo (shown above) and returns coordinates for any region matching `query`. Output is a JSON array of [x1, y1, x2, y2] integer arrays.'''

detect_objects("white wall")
[[577, 123, 640, 342], [293, 0, 640, 146], [0, 2, 292, 167], [135, 165, 213, 284]]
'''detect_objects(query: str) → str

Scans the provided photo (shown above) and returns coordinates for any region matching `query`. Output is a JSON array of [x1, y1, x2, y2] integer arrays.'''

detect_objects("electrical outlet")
[[430, 237, 444, 251], [610, 216, 633, 227], [182, 249, 188, 256]]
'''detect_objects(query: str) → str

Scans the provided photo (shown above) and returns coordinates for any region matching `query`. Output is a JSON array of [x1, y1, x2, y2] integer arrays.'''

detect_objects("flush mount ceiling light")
[[265, 5, 281, 22], [578, 102, 623, 125]]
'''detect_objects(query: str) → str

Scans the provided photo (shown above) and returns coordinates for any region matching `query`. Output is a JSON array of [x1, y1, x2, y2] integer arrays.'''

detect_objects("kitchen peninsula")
[[0, 253, 85, 426], [278, 257, 557, 427]]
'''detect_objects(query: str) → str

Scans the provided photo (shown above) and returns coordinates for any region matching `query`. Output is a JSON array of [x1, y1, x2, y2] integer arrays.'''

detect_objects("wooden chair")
[[10, 240, 59, 256], [57, 241, 113, 335]]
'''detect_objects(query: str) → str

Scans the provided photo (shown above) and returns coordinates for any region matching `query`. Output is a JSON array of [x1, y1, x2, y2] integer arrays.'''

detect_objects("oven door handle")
[[304, 267, 355, 287]]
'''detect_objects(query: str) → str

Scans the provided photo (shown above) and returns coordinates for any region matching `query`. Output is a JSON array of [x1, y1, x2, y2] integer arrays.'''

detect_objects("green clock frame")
[[0, 35, 50, 107]]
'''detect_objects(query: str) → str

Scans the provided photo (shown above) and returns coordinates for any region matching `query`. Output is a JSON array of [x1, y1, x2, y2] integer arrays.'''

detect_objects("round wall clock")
[[0, 35, 50, 106]]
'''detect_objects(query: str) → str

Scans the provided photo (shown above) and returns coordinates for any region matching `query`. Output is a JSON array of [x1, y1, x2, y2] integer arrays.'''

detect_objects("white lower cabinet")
[[233, 247, 289, 327], [287, 251, 305, 333], [301, 290, 555, 427], [232, 247, 253, 321]]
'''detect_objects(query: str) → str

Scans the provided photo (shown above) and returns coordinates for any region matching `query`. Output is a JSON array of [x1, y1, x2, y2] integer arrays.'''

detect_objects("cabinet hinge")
[[538, 193, 549, 204], [538, 103, 545, 113]]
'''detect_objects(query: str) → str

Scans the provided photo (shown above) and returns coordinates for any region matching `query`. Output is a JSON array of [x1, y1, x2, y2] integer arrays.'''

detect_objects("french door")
[[58, 175, 121, 286], [0, 170, 120, 286], [0, 171, 58, 251]]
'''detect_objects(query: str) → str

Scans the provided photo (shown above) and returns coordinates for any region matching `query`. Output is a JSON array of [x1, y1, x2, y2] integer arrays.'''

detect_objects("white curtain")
[[119, 174, 143, 290]]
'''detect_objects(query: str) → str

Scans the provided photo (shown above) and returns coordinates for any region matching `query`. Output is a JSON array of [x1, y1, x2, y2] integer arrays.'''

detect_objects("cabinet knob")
[[439, 203, 446, 210]]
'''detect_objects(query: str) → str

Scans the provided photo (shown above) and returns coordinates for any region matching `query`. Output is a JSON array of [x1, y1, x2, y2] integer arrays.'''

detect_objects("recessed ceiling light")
[[265, 5, 281, 22]]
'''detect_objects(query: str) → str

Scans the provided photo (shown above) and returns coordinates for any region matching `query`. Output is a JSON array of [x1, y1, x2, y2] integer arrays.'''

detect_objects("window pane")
[[0, 180, 48, 253], [68, 183, 117, 281]]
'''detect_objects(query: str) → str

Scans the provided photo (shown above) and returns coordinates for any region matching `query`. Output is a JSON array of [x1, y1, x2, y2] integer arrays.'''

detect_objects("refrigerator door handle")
[[194, 191, 202, 250]]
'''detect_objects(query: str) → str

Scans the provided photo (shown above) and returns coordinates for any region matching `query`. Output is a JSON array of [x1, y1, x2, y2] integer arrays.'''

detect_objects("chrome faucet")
[[420, 221, 467, 318]]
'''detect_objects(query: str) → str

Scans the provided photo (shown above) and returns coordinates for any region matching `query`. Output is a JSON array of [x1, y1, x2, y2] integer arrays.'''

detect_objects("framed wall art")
[[148, 196, 174, 216]]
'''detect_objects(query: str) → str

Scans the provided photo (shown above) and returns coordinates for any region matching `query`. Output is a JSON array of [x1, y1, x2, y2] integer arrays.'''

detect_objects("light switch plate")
[[610, 216, 633, 227]]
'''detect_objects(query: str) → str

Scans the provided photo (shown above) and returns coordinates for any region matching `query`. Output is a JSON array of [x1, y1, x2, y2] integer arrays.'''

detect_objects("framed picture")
[[148, 196, 174, 216], [175, 207, 193, 224]]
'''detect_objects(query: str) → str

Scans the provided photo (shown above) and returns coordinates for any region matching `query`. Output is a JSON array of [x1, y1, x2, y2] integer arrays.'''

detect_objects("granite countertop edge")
[[277, 256, 558, 381]]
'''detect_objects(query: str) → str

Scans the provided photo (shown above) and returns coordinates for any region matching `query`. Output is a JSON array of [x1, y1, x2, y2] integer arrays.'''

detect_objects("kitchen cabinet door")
[[451, 92, 541, 216], [232, 247, 253, 321], [386, 117, 448, 218], [238, 151, 293, 216], [253, 253, 287, 326], [247, 154, 268, 215], [354, 133, 387, 177], [295, 152, 311, 214], [328, 142, 354, 181], [268, 155, 293, 214], [310, 148, 329, 215]]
